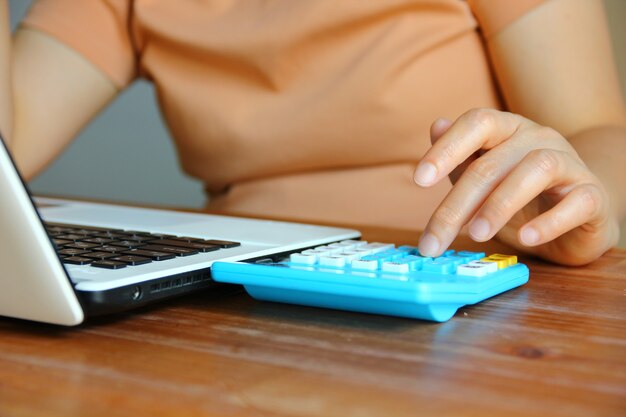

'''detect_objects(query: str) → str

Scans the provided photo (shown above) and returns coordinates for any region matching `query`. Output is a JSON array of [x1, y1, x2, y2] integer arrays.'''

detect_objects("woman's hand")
[[414, 108, 621, 266]]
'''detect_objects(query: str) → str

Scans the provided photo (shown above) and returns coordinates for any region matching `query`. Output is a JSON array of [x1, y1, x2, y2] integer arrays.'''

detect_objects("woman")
[[1, 0, 625, 265]]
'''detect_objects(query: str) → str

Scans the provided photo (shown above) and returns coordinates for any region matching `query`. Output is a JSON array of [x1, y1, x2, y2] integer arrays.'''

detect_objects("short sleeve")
[[467, 0, 548, 39], [21, 0, 136, 88]]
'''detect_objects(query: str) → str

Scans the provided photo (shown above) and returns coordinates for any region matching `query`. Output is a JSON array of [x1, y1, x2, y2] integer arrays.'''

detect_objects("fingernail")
[[419, 233, 440, 256], [469, 217, 491, 241], [521, 227, 540, 246], [414, 162, 437, 186]]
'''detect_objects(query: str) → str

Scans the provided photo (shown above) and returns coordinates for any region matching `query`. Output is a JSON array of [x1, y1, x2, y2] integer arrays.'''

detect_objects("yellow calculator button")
[[488, 254, 517, 266], [480, 256, 508, 269]]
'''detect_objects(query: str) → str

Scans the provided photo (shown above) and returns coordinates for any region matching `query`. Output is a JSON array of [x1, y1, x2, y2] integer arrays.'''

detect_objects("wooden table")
[[1, 224, 625, 417]]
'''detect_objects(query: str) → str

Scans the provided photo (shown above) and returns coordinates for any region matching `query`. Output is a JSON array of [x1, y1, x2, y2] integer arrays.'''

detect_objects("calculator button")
[[456, 263, 489, 277], [351, 259, 379, 271], [481, 256, 509, 269], [381, 262, 410, 274], [397, 245, 419, 255], [302, 249, 331, 256], [290, 253, 318, 265], [316, 245, 343, 254], [443, 249, 456, 256], [456, 251, 486, 261], [329, 241, 359, 250], [468, 260, 498, 274], [438, 256, 466, 268], [363, 243, 395, 253], [402, 255, 427, 270], [318, 256, 347, 268], [486, 254, 517, 266], [422, 258, 457, 274], [339, 251, 362, 262]]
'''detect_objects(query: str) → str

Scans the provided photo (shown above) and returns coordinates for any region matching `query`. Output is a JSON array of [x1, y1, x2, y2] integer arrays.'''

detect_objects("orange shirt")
[[23, 0, 545, 229]]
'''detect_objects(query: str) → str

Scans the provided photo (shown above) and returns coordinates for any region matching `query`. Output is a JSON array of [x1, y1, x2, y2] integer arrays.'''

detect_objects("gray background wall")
[[9, 0, 626, 248]]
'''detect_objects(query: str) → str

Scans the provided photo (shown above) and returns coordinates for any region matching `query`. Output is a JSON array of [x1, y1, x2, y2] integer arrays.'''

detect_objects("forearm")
[[0, 0, 13, 142], [568, 124, 626, 223]]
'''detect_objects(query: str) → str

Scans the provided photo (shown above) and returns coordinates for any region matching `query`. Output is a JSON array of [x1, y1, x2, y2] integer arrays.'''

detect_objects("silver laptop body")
[[0, 137, 359, 325]]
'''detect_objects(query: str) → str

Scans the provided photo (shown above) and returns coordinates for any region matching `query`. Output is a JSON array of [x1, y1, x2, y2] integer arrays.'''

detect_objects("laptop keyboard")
[[45, 222, 241, 269]]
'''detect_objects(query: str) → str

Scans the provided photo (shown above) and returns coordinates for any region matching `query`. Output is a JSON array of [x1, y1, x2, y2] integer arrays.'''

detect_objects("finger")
[[518, 183, 605, 247], [418, 139, 537, 257], [414, 108, 525, 187], [468, 149, 587, 242], [429, 118, 478, 185], [430, 118, 453, 143]]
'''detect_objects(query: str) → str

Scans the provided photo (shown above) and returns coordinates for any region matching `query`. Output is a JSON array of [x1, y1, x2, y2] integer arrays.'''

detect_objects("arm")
[[414, 0, 626, 265], [1, 0, 118, 179]]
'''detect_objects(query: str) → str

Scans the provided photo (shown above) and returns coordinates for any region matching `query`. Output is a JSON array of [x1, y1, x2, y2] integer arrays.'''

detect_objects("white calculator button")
[[340, 251, 361, 262], [331, 241, 359, 249], [363, 243, 395, 254], [316, 246, 342, 254], [381, 262, 410, 274], [456, 264, 488, 277], [319, 256, 347, 267], [290, 253, 318, 265], [302, 249, 330, 256], [351, 259, 379, 271], [468, 260, 498, 274]]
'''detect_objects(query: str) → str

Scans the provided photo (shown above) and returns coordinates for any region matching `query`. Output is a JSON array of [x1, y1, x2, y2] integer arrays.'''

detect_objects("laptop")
[[0, 136, 360, 326]]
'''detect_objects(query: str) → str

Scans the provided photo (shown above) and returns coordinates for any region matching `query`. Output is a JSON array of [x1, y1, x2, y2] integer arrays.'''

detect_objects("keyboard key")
[[81, 237, 116, 245], [97, 245, 127, 253], [134, 233, 175, 240], [63, 256, 93, 265], [141, 245, 199, 257], [121, 235, 155, 242], [147, 239, 220, 253], [56, 234, 91, 242], [109, 255, 152, 266], [110, 240, 147, 249], [58, 248, 90, 257], [91, 260, 128, 269], [82, 252, 117, 260], [121, 249, 176, 261], [203, 239, 241, 249], [65, 242, 102, 250], [52, 238, 72, 246]]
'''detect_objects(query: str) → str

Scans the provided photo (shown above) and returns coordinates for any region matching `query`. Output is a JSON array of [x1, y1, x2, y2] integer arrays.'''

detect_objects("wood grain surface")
[[0, 224, 624, 417]]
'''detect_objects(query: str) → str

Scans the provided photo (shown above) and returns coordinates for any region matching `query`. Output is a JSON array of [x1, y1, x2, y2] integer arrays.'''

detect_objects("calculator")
[[210, 240, 529, 322]]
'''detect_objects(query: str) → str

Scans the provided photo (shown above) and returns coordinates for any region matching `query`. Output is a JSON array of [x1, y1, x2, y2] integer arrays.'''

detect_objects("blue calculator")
[[211, 240, 529, 322]]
